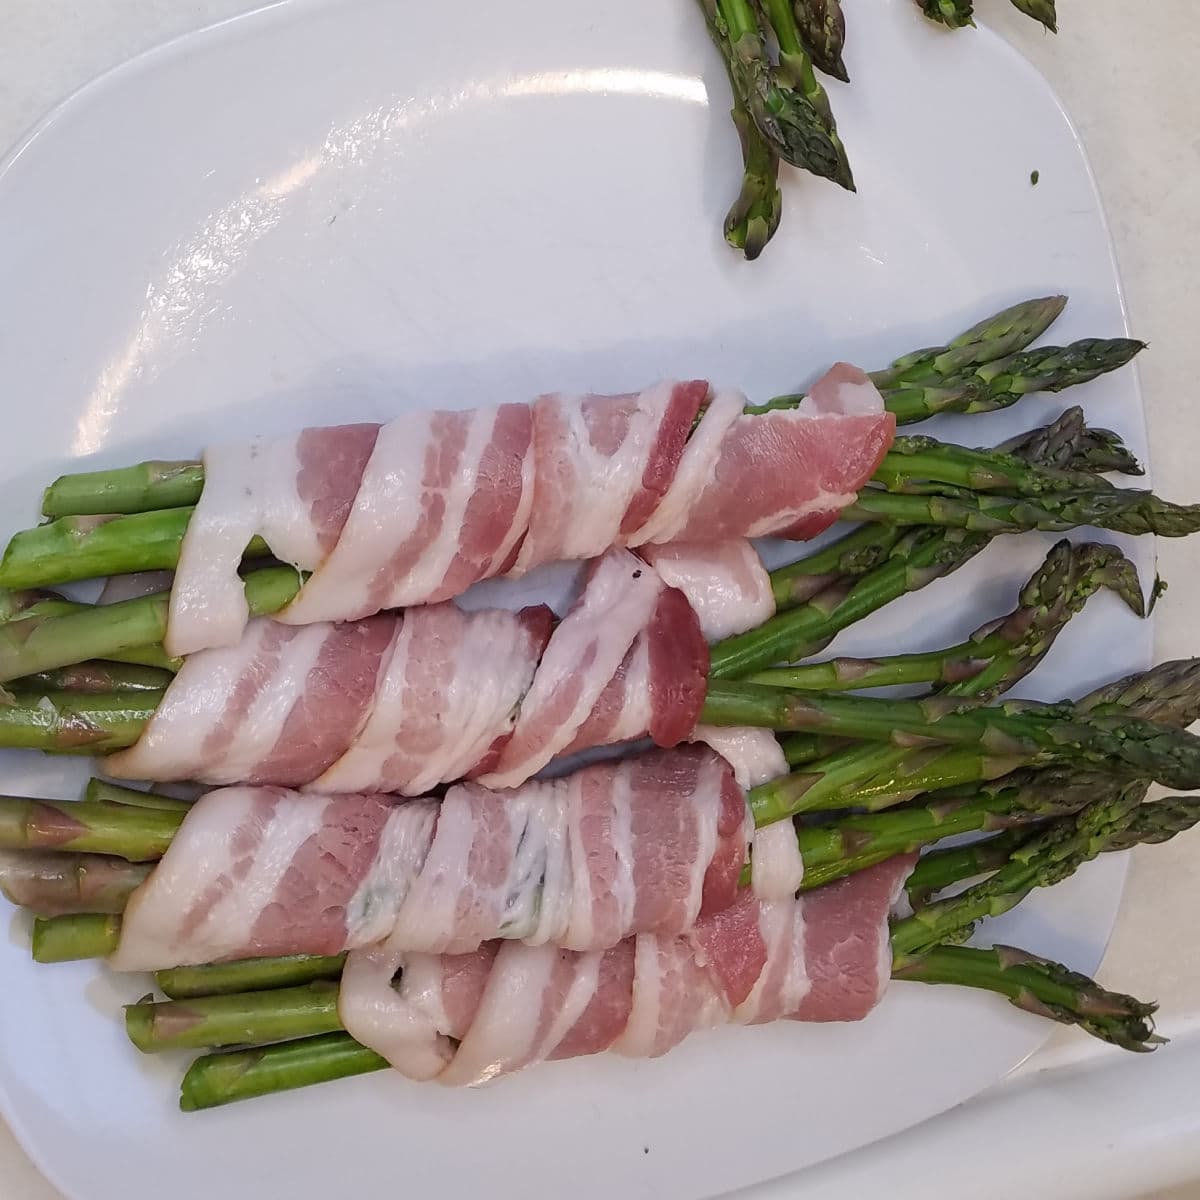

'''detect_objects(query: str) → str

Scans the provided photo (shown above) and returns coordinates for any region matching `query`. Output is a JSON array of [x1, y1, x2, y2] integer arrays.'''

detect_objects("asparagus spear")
[[82, 778, 192, 812], [40, 461, 205, 520], [997, 417, 1143, 477], [181, 1033, 388, 1111], [699, 0, 784, 258], [791, 0, 847, 81], [712, 526, 988, 677], [158, 955, 350, 1000], [890, 784, 1146, 959], [868, 295, 1066, 390], [876, 436, 1120, 497], [1008, 0, 1057, 32], [905, 795, 1200, 907], [7, 662, 174, 695], [895, 946, 1158, 1051], [32, 913, 122, 962], [866, 338, 1147, 426], [0, 798, 181, 862], [0, 566, 298, 682], [707, 0, 855, 187], [757, 0, 854, 188], [0, 851, 149, 916], [723, 88, 784, 259], [917, 0, 975, 28], [845, 487, 1200, 539], [751, 540, 1142, 694], [126, 982, 345, 1052], [0, 590, 180, 670]]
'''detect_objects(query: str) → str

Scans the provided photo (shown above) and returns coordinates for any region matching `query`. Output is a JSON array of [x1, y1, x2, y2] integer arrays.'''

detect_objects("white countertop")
[[1, 2, 1198, 1197]]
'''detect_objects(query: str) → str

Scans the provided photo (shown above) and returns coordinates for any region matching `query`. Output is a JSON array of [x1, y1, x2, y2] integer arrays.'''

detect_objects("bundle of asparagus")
[[700, 1, 1058, 258]]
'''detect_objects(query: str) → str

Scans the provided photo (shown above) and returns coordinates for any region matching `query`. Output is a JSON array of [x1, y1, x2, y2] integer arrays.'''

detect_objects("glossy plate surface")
[[0, 1, 1151, 1197]]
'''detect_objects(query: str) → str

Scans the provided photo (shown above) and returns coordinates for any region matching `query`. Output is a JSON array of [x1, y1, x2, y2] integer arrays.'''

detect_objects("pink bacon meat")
[[107, 543, 763, 793], [338, 855, 916, 1085], [109, 745, 753, 972], [166, 368, 893, 654]]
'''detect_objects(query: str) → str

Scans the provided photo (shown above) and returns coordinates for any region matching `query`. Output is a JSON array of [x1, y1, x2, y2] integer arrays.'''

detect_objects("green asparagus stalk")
[[876, 436, 1119, 497], [751, 540, 1142, 694], [890, 784, 1146, 959], [40, 461, 206, 519], [0, 590, 180, 670], [0, 798, 181, 862], [7, 662, 174, 695], [869, 296, 1066, 390], [0, 566, 299, 682], [698, 0, 785, 258], [791, 0, 847, 81], [180, 1033, 388, 1111], [712, 526, 988, 677], [32, 913, 122, 962], [895, 945, 1157, 1050], [158, 955, 349, 1000], [1008, 0, 1057, 32], [707, 0, 855, 187], [845, 487, 1200, 539], [996, 419, 1143, 478], [83, 778, 192, 812], [127, 982, 344, 1052], [723, 89, 784, 259], [868, 338, 1146, 426], [905, 795, 1200, 907], [0, 851, 149, 916], [757, 0, 855, 187], [767, 524, 907, 607], [917, 0, 975, 28]]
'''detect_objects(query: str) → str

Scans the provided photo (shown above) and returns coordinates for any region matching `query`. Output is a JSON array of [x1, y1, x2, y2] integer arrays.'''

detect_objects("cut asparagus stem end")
[[32, 913, 122, 962], [179, 1033, 388, 1111]]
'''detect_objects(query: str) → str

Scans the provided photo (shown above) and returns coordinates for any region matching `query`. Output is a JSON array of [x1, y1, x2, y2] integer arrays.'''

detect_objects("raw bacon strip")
[[341, 855, 916, 1085], [111, 788, 437, 972], [557, 570, 708, 758], [311, 604, 553, 796], [791, 849, 915, 1022], [166, 372, 892, 652], [509, 382, 707, 574], [167, 426, 379, 656], [106, 616, 398, 787], [640, 539, 775, 642], [111, 747, 751, 971], [666, 403, 894, 544], [691, 726, 804, 900], [474, 550, 668, 789], [282, 405, 533, 625]]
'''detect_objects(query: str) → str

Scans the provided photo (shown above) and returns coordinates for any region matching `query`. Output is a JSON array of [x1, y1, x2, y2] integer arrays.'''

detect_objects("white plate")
[[0, 1, 1153, 1198]]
